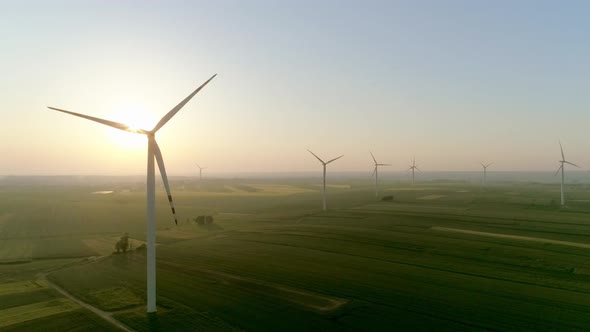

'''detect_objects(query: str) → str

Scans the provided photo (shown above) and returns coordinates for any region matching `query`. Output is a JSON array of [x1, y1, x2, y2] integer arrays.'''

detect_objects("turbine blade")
[[559, 141, 565, 161], [565, 161, 581, 168], [486, 162, 494, 168], [371, 166, 376, 177], [370, 151, 377, 164], [152, 74, 217, 133], [378, 163, 391, 166], [325, 155, 344, 164], [480, 162, 485, 168], [307, 149, 325, 164], [554, 165, 563, 176], [196, 163, 201, 169], [48, 107, 148, 134], [153, 139, 178, 225], [416, 167, 421, 172]]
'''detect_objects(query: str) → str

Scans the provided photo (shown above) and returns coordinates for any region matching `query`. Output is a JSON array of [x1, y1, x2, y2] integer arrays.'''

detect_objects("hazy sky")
[[1, 0, 589, 175]]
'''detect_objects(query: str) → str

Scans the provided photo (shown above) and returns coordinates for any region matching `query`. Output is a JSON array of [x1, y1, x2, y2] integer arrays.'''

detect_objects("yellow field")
[[417, 195, 447, 200], [0, 298, 79, 328], [246, 184, 315, 195], [176, 184, 315, 197], [311, 184, 351, 189], [0, 280, 46, 296], [385, 187, 439, 191]]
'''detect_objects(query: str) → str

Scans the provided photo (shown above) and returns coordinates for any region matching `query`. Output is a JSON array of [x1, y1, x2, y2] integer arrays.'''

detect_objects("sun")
[[107, 103, 157, 149]]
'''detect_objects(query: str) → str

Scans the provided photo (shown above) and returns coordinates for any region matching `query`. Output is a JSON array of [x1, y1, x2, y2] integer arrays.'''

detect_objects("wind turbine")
[[408, 157, 420, 185], [370, 152, 391, 197], [480, 162, 493, 186], [307, 149, 343, 211], [555, 141, 580, 206], [48, 74, 217, 313], [196, 163, 207, 182]]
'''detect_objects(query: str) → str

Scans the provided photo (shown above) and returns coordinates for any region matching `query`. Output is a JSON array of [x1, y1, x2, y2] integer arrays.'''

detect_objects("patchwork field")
[[2, 176, 590, 330], [0, 270, 121, 331]]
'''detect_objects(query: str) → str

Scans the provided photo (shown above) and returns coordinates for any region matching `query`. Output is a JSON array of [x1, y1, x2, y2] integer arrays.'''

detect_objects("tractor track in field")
[[38, 259, 135, 332], [353, 206, 590, 228], [432, 227, 590, 249], [231, 227, 590, 261]]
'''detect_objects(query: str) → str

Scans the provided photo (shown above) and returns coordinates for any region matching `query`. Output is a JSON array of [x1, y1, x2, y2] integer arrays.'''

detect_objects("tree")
[[115, 233, 130, 253]]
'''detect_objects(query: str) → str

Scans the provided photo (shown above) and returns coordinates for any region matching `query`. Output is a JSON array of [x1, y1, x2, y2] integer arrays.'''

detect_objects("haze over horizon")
[[2, 1, 589, 175]]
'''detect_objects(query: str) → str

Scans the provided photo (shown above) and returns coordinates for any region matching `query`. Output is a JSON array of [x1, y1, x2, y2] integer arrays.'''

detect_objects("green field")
[[2, 176, 590, 330]]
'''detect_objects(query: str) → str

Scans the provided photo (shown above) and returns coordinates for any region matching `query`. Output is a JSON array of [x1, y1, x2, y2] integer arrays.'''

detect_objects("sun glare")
[[107, 103, 157, 149]]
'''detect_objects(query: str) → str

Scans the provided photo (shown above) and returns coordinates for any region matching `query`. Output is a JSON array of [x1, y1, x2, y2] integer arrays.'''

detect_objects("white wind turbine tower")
[[555, 141, 580, 206], [370, 152, 391, 197], [308, 149, 343, 211], [480, 162, 493, 186], [48, 74, 217, 313], [408, 157, 420, 185], [196, 163, 207, 182]]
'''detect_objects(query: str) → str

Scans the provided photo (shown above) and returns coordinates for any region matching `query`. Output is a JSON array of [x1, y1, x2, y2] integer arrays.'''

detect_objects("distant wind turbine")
[[48, 74, 217, 313], [196, 163, 207, 182], [307, 149, 343, 211], [481, 162, 493, 186], [370, 152, 391, 197], [555, 141, 580, 206], [408, 157, 420, 185]]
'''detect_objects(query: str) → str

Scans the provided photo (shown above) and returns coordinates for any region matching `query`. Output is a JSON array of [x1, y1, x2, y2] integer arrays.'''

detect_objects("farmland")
[[2, 175, 590, 330]]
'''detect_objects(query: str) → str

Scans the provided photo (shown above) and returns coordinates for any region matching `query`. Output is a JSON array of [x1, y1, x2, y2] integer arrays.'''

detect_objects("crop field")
[[2, 176, 590, 330], [0, 298, 80, 328]]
